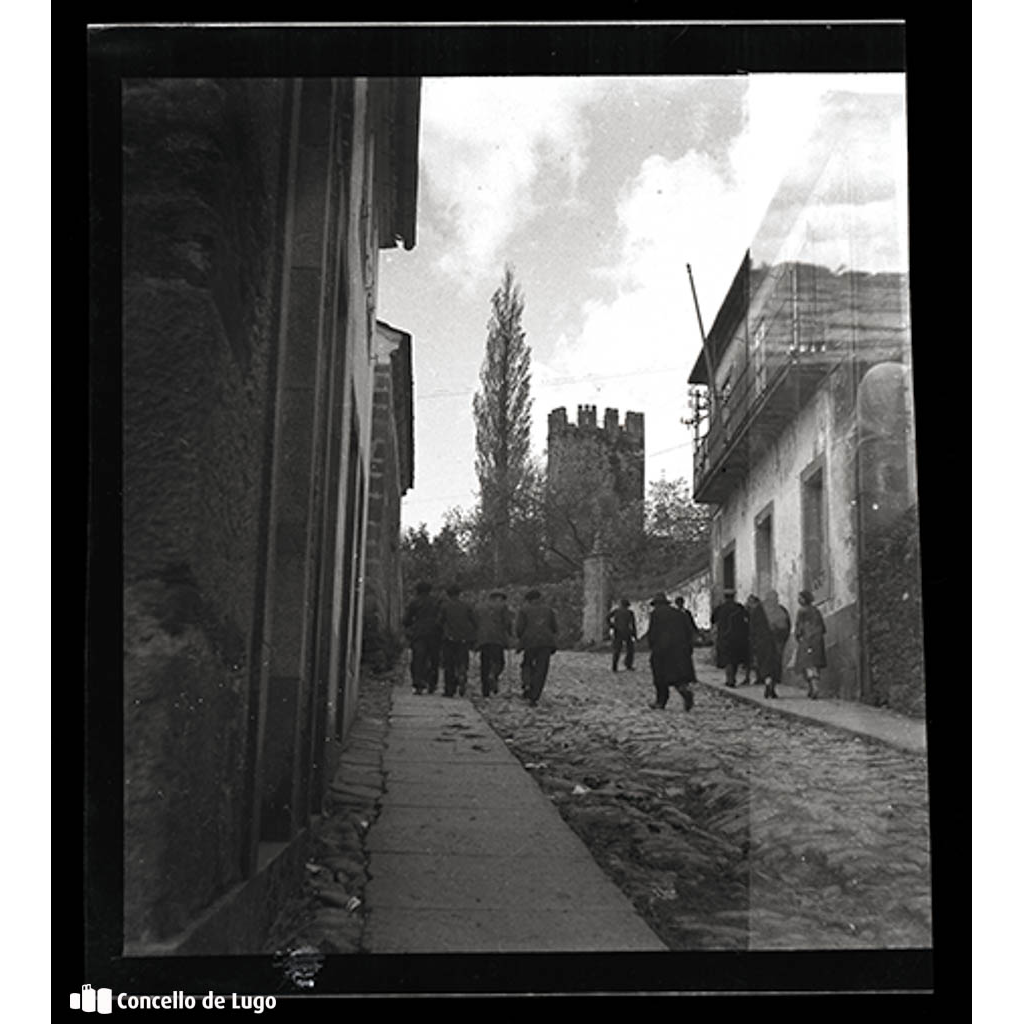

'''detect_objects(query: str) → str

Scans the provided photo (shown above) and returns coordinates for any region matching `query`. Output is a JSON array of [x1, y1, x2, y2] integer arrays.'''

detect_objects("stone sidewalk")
[[360, 689, 668, 953], [292, 650, 928, 957], [690, 648, 927, 756]]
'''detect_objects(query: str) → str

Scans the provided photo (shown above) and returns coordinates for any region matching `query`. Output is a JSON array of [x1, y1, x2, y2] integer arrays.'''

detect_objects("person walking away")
[[794, 589, 826, 699], [475, 590, 514, 696], [402, 581, 442, 694], [758, 589, 791, 699], [747, 594, 771, 695], [711, 589, 749, 687], [607, 598, 637, 672], [645, 593, 696, 711], [439, 584, 478, 697], [515, 589, 559, 707]]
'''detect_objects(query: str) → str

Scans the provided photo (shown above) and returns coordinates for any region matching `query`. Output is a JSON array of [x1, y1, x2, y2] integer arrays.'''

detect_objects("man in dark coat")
[[475, 591, 514, 696], [607, 598, 638, 672], [515, 589, 559, 707], [438, 584, 478, 697], [711, 588, 749, 688], [646, 593, 696, 711], [402, 581, 442, 694]]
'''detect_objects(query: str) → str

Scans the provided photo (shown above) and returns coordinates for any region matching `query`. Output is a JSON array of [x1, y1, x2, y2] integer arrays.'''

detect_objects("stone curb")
[[696, 679, 927, 756]]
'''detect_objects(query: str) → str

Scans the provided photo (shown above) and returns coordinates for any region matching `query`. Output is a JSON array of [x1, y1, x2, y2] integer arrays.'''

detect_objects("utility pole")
[[687, 263, 719, 419]]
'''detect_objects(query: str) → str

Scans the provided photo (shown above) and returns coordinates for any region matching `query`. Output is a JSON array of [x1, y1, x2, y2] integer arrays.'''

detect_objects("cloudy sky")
[[378, 73, 908, 535]]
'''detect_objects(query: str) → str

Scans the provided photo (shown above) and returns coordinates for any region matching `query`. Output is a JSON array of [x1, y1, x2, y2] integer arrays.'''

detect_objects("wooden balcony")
[[692, 346, 833, 504]]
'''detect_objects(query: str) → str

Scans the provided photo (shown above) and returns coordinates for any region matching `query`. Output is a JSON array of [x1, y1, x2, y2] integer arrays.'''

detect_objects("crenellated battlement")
[[547, 404, 644, 444]]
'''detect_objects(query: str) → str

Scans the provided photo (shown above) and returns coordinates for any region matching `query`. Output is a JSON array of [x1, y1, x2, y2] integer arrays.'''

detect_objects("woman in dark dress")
[[793, 589, 826, 699], [750, 590, 791, 699]]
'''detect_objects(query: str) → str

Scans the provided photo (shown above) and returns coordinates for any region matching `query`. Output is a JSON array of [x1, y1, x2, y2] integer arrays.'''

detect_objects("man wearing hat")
[[402, 581, 442, 694], [438, 584, 478, 697], [514, 589, 559, 707], [475, 590, 515, 696], [606, 597, 638, 672], [711, 588, 750, 688], [645, 593, 696, 711]]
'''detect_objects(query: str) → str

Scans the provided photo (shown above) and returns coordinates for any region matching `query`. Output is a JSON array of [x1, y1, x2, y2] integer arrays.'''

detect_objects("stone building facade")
[[687, 89, 922, 714], [362, 320, 414, 670], [546, 404, 645, 566], [121, 77, 420, 953]]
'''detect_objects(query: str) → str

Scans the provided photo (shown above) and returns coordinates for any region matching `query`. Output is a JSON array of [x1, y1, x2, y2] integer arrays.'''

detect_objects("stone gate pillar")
[[582, 550, 612, 645]]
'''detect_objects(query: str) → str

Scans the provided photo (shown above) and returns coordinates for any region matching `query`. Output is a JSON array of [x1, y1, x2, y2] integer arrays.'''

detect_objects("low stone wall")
[[462, 578, 585, 649], [606, 565, 712, 642]]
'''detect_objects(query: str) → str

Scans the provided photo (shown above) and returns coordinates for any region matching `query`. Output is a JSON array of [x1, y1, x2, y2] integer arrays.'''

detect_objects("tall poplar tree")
[[473, 264, 533, 583]]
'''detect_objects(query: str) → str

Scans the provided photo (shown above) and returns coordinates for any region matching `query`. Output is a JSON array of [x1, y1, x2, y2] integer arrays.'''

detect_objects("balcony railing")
[[688, 262, 910, 505], [691, 339, 833, 504]]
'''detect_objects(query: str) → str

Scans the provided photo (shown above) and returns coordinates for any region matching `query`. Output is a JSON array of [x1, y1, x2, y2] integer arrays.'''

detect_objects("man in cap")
[[515, 589, 559, 707], [606, 597, 638, 672], [475, 590, 514, 696], [402, 581, 442, 694], [438, 584, 478, 697]]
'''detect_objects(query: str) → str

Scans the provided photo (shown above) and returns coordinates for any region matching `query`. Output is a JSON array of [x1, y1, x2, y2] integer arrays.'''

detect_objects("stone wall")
[[860, 505, 926, 717], [546, 405, 645, 561], [121, 77, 421, 951], [122, 78, 286, 946]]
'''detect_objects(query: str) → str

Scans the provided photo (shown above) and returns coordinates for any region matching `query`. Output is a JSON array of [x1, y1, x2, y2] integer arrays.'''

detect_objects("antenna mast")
[[687, 263, 719, 417]]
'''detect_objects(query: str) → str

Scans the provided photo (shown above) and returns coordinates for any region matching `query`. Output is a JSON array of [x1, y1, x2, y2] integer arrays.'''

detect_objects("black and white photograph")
[[83, 19, 946, 1004]]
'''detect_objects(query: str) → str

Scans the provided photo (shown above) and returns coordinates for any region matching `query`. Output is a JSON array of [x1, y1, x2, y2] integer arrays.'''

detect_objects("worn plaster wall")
[[709, 383, 861, 696]]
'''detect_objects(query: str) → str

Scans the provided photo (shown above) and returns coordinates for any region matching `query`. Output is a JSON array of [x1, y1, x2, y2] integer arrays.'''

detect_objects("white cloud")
[[420, 77, 601, 289], [530, 74, 908, 492]]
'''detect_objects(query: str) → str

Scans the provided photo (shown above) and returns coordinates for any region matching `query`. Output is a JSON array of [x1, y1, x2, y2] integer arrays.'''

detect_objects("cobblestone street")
[[471, 648, 932, 952]]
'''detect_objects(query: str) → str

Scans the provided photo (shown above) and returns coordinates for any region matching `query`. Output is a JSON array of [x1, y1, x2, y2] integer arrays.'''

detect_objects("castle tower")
[[546, 404, 646, 562]]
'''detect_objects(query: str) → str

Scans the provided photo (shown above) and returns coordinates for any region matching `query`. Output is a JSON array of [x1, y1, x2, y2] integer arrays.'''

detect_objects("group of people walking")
[[404, 579, 828, 712], [710, 587, 827, 699], [607, 586, 828, 709], [402, 583, 559, 707]]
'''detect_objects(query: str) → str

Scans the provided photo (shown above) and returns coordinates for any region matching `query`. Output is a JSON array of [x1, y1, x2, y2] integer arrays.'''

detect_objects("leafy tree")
[[640, 475, 712, 575], [399, 510, 485, 598], [399, 523, 436, 590], [472, 265, 533, 583]]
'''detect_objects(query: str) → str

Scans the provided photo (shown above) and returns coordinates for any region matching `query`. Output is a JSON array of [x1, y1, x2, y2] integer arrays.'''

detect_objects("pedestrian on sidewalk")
[[711, 588, 749, 687], [515, 589, 559, 707], [439, 584, 478, 697], [475, 590, 514, 696], [402, 581, 442, 694], [794, 589, 827, 699], [753, 589, 791, 699], [645, 593, 696, 711], [607, 598, 637, 672]]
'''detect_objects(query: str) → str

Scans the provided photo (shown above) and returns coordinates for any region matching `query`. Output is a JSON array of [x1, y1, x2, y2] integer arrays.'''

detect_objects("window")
[[722, 542, 736, 595], [753, 318, 767, 394], [755, 503, 774, 597], [801, 459, 828, 597]]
